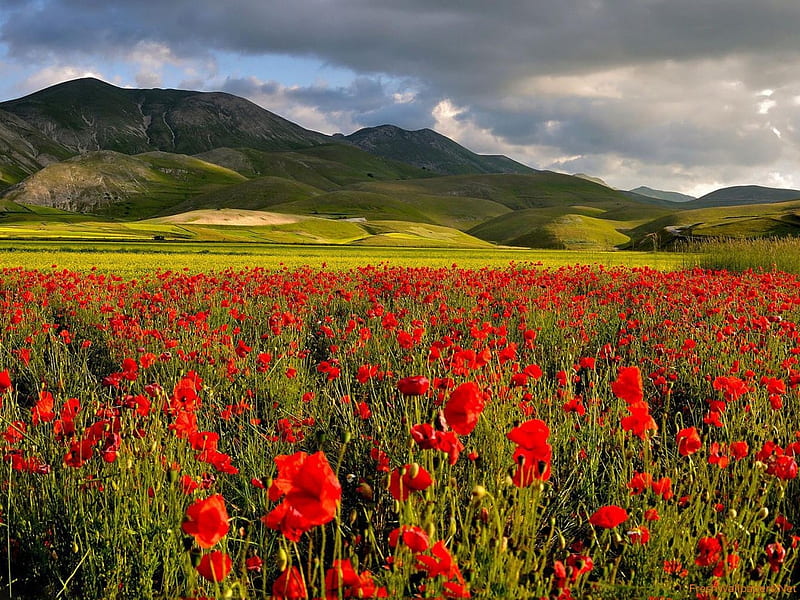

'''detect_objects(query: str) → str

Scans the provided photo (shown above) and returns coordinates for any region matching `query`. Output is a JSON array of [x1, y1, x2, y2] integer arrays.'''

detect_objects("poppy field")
[[1, 262, 800, 599]]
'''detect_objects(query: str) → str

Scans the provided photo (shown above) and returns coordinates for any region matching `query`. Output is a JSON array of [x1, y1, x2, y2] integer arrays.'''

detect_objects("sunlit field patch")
[[1, 263, 799, 599]]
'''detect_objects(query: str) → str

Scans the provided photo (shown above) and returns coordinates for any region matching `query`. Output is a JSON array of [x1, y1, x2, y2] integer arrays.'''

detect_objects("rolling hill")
[[687, 185, 800, 208], [629, 186, 695, 203], [3, 77, 800, 250], [2, 150, 246, 217]]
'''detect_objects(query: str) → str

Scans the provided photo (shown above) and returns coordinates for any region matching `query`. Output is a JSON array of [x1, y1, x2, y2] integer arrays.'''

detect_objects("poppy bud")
[[471, 485, 487, 500], [190, 548, 202, 567], [727, 509, 738, 520], [277, 547, 288, 571], [757, 507, 769, 520], [356, 482, 373, 501], [409, 463, 420, 479], [341, 430, 352, 444]]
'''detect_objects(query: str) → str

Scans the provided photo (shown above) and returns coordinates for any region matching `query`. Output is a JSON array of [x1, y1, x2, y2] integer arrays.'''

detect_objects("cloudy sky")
[[1, 0, 799, 195]]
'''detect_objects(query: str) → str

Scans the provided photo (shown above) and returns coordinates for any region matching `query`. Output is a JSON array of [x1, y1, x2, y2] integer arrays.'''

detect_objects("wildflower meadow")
[[1, 263, 799, 599]]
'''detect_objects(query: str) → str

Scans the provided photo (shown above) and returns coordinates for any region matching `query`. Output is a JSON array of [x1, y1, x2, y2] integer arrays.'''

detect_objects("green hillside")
[[628, 198, 800, 246], [195, 144, 430, 188], [2, 150, 246, 218]]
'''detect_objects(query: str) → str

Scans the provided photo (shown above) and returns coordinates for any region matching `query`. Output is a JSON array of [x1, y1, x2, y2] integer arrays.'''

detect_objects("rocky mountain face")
[[0, 78, 332, 156], [344, 124, 536, 175], [0, 108, 73, 186]]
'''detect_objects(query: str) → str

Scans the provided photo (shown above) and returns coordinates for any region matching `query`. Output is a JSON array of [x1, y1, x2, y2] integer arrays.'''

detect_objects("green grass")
[[686, 237, 800, 273]]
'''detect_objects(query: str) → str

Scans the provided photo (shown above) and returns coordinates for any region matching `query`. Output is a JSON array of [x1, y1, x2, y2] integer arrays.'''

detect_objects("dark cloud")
[[220, 75, 438, 131], [3, 1, 800, 190]]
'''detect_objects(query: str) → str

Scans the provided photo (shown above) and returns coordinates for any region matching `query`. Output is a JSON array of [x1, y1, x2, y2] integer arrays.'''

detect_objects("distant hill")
[[0, 77, 332, 155], [688, 185, 800, 208], [344, 125, 536, 175], [629, 186, 695, 203], [625, 197, 800, 247], [3, 150, 246, 217], [574, 173, 611, 187], [195, 143, 430, 188]]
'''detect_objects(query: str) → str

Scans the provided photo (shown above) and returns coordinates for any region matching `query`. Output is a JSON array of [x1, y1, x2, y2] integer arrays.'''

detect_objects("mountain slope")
[[344, 125, 536, 175], [2, 150, 246, 217], [688, 185, 800, 208], [0, 77, 332, 155], [0, 109, 74, 187], [629, 186, 695, 203], [195, 143, 430, 188]]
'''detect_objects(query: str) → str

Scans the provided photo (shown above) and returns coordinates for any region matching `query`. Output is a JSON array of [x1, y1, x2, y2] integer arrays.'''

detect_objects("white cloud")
[[18, 65, 113, 95]]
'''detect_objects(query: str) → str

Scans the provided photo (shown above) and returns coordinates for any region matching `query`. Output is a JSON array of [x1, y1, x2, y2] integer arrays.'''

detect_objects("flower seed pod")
[[356, 482, 374, 501]]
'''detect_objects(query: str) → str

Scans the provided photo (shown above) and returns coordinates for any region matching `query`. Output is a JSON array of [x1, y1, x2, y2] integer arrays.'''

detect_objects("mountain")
[[629, 186, 695, 203], [573, 173, 611, 187], [0, 108, 74, 187], [195, 143, 430, 188], [344, 125, 536, 175], [0, 77, 331, 155], [687, 185, 800, 208]]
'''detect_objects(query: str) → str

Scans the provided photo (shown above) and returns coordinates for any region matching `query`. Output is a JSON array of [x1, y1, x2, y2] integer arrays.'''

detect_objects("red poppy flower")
[[506, 419, 550, 451], [627, 526, 650, 545], [182, 494, 230, 548], [397, 375, 431, 396], [611, 366, 643, 404], [324, 559, 384, 599], [676, 427, 702, 456], [589, 505, 628, 528], [32, 390, 56, 425], [443, 382, 485, 435], [620, 402, 657, 439], [388, 525, 431, 553], [196, 550, 232, 582], [415, 540, 465, 583], [0, 370, 11, 394], [264, 451, 341, 541], [765, 542, 786, 572], [695, 535, 723, 567], [272, 566, 307, 599], [651, 477, 674, 500], [388, 463, 433, 501]]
